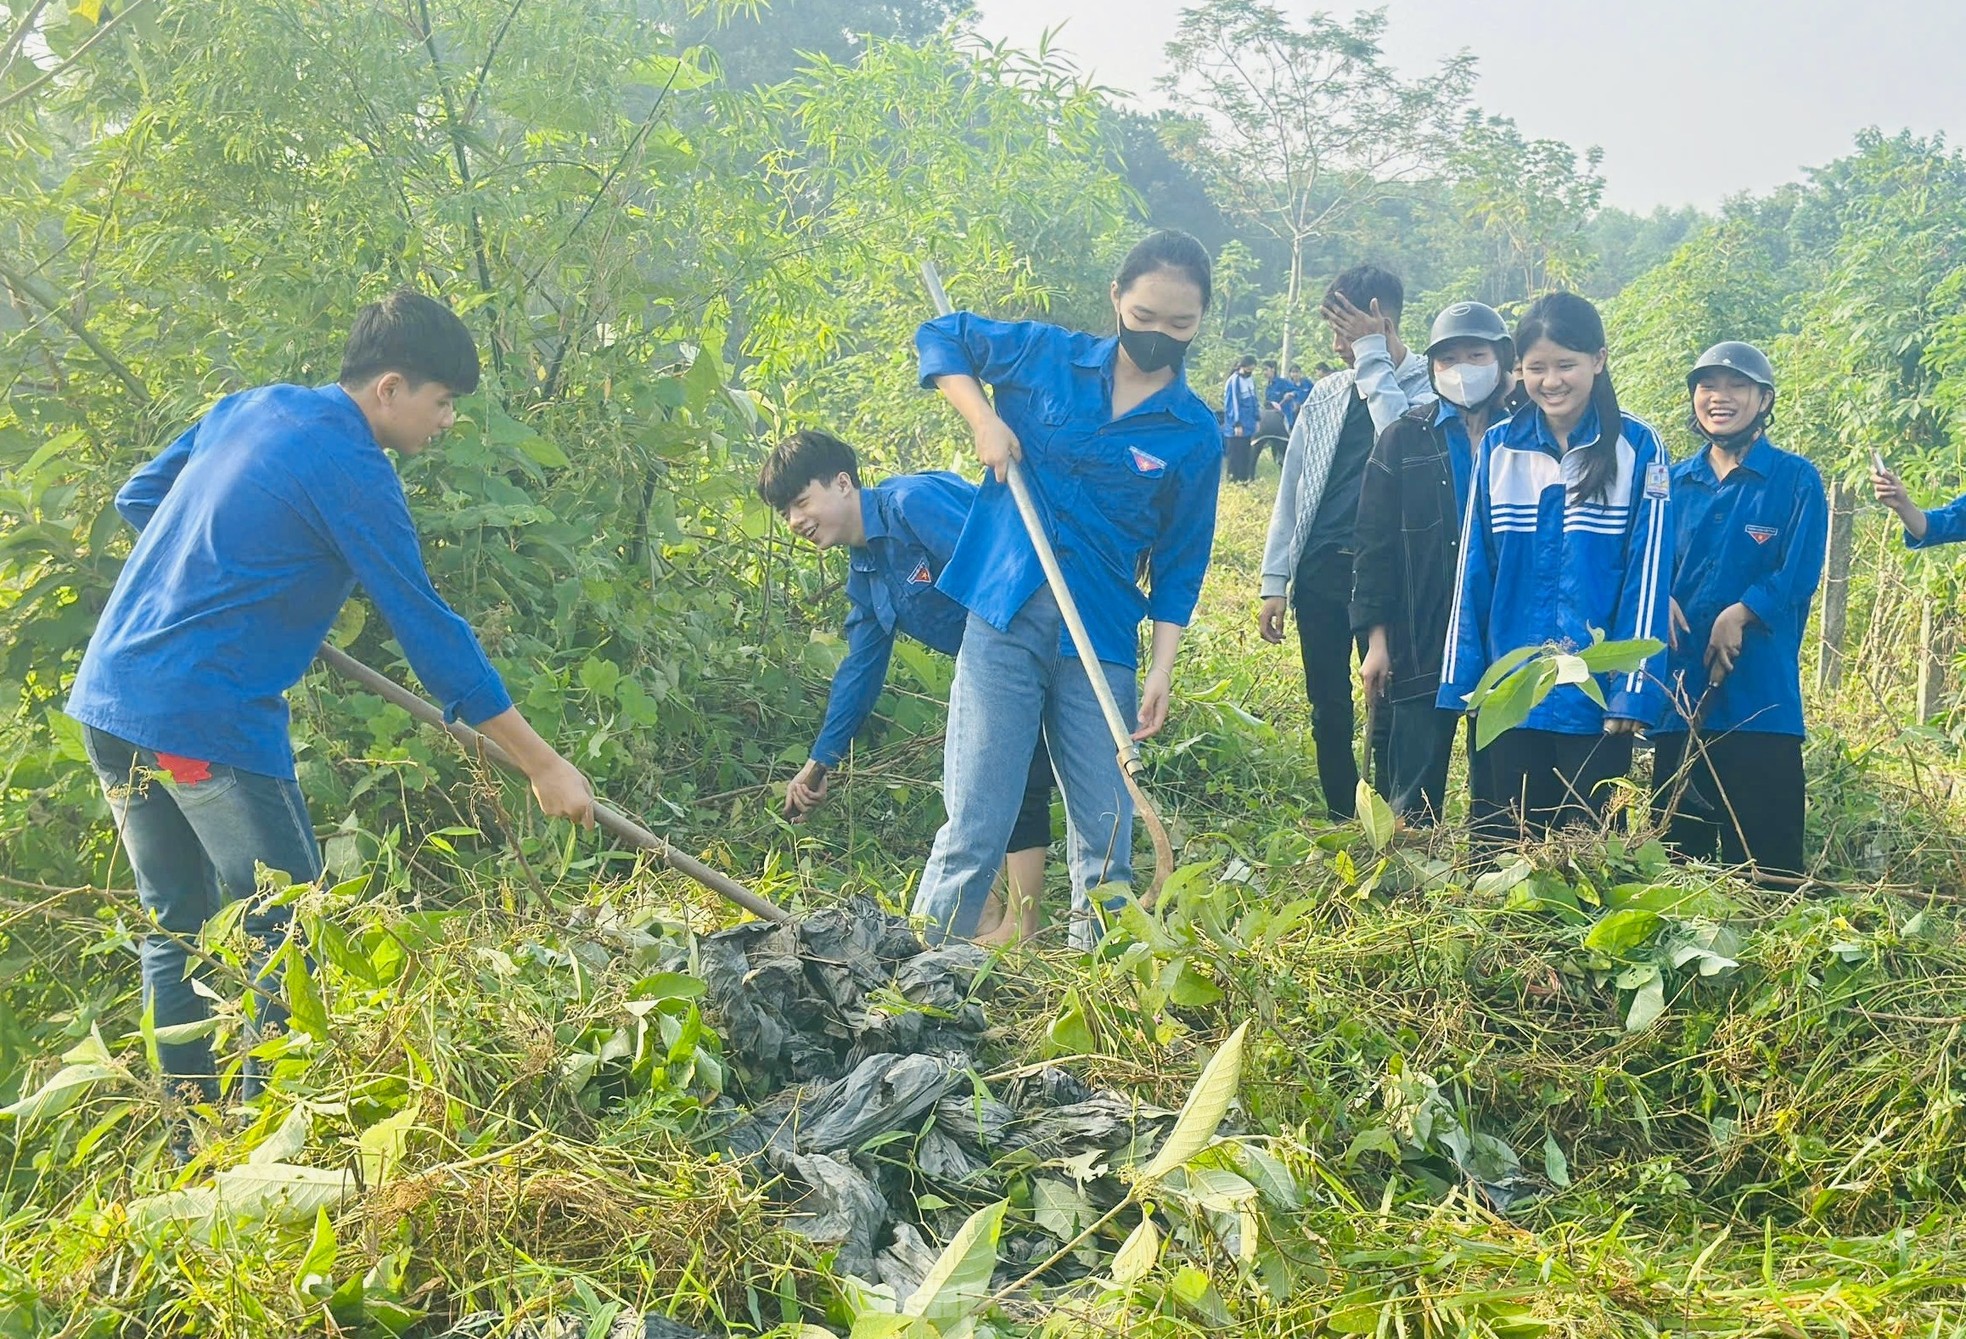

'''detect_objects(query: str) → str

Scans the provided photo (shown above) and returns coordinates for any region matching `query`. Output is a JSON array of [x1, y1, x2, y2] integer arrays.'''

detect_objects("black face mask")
[[1117, 319, 1192, 374]]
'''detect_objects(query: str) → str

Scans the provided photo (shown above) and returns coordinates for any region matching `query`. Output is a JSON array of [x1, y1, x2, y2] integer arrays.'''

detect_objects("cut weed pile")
[[7, 484, 1966, 1336], [5, 813, 1966, 1336]]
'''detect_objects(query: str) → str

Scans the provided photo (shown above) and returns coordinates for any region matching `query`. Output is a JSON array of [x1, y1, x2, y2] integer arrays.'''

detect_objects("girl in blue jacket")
[[912, 231, 1222, 947], [1437, 292, 1673, 837]]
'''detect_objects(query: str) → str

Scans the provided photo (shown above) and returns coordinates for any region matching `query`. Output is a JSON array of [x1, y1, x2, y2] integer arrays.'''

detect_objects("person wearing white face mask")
[[1349, 302, 1518, 823]]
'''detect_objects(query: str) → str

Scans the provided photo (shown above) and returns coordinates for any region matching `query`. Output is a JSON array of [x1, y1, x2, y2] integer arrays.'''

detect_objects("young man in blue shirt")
[[1223, 355, 1261, 483], [758, 430, 1052, 945], [1652, 342, 1826, 884], [67, 290, 595, 1118]]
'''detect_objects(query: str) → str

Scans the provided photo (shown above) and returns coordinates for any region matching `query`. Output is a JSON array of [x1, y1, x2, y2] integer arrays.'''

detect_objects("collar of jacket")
[[1069, 334, 1217, 432]]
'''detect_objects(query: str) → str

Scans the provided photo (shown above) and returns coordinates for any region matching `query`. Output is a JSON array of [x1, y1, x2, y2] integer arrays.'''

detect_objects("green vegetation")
[[6, 2, 1966, 1335]]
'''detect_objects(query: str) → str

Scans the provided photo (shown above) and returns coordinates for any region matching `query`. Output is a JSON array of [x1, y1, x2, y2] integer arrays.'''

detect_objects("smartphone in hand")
[[1872, 450, 1889, 475]]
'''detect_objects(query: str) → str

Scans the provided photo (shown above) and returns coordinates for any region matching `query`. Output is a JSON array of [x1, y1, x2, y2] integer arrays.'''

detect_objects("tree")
[[1157, 1, 1472, 365], [1448, 115, 1604, 306], [665, 0, 967, 89]]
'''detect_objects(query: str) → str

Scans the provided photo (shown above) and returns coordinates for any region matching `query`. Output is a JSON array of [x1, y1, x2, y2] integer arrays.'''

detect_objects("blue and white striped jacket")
[[1436, 404, 1673, 733]]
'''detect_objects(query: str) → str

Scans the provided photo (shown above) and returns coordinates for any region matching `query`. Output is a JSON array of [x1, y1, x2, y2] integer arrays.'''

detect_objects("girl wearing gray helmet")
[[1351, 301, 1517, 823], [1652, 342, 1826, 885]]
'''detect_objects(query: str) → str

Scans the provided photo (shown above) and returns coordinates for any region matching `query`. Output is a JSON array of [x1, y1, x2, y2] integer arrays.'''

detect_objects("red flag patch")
[[908, 560, 933, 585], [1745, 524, 1778, 545], [155, 752, 213, 785], [1127, 446, 1167, 477]]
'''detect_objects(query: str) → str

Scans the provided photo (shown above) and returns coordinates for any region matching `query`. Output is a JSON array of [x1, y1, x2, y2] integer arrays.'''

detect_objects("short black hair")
[[758, 430, 860, 512], [1326, 264, 1405, 322], [1237, 355, 1256, 370], [338, 289, 480, 394]]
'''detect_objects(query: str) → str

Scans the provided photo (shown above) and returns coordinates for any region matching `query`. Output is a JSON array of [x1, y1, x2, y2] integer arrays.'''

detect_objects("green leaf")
[[901, 1198, 1005, 1326], [1582, 907, 1662, 956], [357, 1106, 418, 1186], [1542, 1134, 1571, 1187], [215, 1162, 355, 1225], [1142, 1019, 1248, 1180], [1109, 1213, 1160, 1286], [293, 1206, 338, 1299], [1624, 975, 1668, 1032], [1356, 779, 1394, 853], [249, 1104, 310, 1165]]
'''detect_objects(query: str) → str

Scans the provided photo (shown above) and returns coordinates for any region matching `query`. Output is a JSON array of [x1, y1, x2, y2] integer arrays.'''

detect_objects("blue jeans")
[[82, 726, 319, 1101], [914, 588, 1138, 948]]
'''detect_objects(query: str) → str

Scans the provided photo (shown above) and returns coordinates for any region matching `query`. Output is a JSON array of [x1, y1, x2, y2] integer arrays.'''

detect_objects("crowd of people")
[[64, 230, 1966, 1132]]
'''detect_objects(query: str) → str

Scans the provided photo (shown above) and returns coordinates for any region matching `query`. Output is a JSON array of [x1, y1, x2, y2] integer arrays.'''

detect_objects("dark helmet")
[[1426, 301, 1513, 363], [1687, 341, 1775, 393]]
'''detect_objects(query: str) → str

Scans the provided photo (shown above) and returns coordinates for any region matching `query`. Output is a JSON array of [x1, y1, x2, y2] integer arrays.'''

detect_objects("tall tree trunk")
[[1817, 481, 1856, 692], [1279, 238, 1303, 371]]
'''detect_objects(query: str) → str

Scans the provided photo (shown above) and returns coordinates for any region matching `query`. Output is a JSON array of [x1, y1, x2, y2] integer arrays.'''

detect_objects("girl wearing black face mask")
[[910, 231, 1223, 950]]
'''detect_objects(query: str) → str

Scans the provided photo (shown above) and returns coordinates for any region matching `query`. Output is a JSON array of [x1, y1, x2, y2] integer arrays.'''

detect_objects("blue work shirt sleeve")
[[1909, 492, 1966, 549], [1606, 450, 1674, 727], [1436, 445, 1494, 711], [115, 424, 199, 532], [809, 598, 894, 768], [1146, 439, 1223, 627], [916, 311, 1048, 390], [323, 453, 512, 727], [1739, 466, 1828, 642]]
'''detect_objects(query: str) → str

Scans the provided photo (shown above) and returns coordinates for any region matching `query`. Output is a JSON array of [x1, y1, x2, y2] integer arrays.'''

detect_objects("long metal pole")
[[315, 644, 790, 924]]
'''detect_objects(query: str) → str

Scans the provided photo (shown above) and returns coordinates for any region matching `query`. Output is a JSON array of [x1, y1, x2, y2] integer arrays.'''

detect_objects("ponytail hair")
[[1514, 292, 1623, 504]]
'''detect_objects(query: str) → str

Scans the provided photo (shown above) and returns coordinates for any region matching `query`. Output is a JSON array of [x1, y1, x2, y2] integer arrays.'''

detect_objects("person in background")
[[1651, 343, 1826, 885], [911, 230, 1221, 947], [1352, 302, 1516, 823], [1874, 454, 1966, 550], [1257, 266, 1433, 818], [1437, 292, 1672, 837], [1223, 354, 1261, 483], [758, 429, 1052, 944], [1264, 358, 1302, 427], [65, 291, 595, 1143]]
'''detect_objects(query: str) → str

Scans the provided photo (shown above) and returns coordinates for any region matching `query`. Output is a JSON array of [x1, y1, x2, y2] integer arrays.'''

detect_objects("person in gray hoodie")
[[1256, 265, 1435, 818]]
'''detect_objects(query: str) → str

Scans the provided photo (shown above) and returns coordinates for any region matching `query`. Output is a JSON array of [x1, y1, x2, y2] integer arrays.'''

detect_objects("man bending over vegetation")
[[65, 290, 595, 1145], [758, 429, 1052, 945]]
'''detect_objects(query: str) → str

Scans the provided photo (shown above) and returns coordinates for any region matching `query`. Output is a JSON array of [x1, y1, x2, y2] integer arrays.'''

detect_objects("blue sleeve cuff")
[[445, 670, 513, 727]]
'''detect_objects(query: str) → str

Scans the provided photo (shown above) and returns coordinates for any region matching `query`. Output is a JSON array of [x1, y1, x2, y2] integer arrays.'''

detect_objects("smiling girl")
[[1436, 292, 1673, 837], [911, 231, 1221, 945]]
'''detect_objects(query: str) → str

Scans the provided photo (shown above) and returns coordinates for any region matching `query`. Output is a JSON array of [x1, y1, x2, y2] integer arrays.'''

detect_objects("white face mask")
[[1434, 360, 1500, 409]]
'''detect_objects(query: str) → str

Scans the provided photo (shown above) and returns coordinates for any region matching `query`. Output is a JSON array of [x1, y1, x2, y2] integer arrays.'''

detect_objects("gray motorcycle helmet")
[[1426, 301, 1514, 365], [1686, 341, 1775, 393]]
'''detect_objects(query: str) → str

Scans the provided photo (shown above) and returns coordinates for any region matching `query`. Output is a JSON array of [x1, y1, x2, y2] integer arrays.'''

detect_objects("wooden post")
[[1817, 481, 1855, 693], [1917, 586, 1955, 722]]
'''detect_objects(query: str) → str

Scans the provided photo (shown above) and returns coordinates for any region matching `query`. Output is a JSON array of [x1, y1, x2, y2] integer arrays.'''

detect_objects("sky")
[[967, 0, 1966, 211]]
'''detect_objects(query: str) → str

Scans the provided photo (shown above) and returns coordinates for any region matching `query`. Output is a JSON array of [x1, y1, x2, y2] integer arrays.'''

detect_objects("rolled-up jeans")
[[82, 725, 319, 1103], [914, 587, 1137, 949]]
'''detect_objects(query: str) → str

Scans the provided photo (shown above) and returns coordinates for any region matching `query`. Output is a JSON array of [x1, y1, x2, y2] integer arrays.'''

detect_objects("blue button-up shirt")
[[1906, 491, 1966, 550], [916, 313, 1223, 668], [809, 472, 976, 768], [66, 384, 512, 778], [1653, 436, 1827, 738]]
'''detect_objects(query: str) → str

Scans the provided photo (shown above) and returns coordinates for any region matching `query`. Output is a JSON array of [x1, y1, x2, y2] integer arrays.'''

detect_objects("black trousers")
[[1484, 728, 1634, 839], [1650, 730, 1804, 884], [1293, 568, 1387, 818], [1225, 435, 1256, 483], [1007, 731, 1055, 853]]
